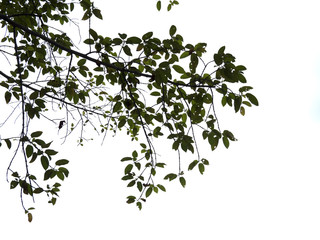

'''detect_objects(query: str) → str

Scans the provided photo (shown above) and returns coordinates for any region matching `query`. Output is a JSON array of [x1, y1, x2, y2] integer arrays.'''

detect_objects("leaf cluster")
[[0, 0, 258, 216]]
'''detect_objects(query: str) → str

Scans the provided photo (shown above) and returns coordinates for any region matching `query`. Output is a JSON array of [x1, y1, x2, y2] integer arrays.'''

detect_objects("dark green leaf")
[[77, 59, 86, 66], [169, 25, 177, 36], [145, 186, 152, 198], [126, 195, 136, 204], [123, 45, 132, 56], [127, 180, 136, 187], [5, 91, 11, 104], [4, 139, 11, 149], [124, 164, 133, 174], [136, 201, 142, 210], [10, 180, 18, 189], [92, 8, 103, 19], [55, 159, 69, 166], [142, 32, 153, 41], [156, 1, 161, 11], [31, 131, 43, 138], [164, 173, 177, 181], [45, 149, 58, 156], [246, 93, 259, 106], [113, 102, 122, 112], [157, 184, 166, 192], [26, 145, 33, 158], [239, 86, 253, 93], [121, 157, 132, 162], [44, 169, 55, 180], [137, 181, 143, 192], [188, 160, 199, 171], [96, 75, 104, 86], [198, 163, 205, 175], [33, 188, 43, 194], [234, 96, 242, 113], [119, 33, 127, 39], [172, 65, 185, 74], [84, 38, 94, 45], [41, 156, 49, 170], [89, 28, 98, 40], [29, 91, 38, 100], [127, 36, 141, 44], [179, 176, 186, 188], [222, 136, 229, 148]]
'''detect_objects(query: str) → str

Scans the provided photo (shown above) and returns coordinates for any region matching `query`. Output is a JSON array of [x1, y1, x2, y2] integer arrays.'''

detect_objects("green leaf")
[[31, 131, 43, 138], [123, 45, 132, 56], [223, 130, 236, 141], [5, 91, 11, 104], [26, 145, 33, 158], [41, 156, 49, 170], [137, 181, 143, 192], [45, 149, 58, 156], [179, 176, 186, 188], [202, 158, 210, 165], [113, 102, 122, 112], [59, 167, 69, 177], [145, 186, 153, 198], [55, 159, 69, 166], [89, 28, 98, 40], [127, 36, 141, 44], [77, 59, 86, 66], [92, 8, 103, 19], [132, 150, 138, 158], [127, 180, 136, 187], [222, 136, 229, 148], [124, 164, 133, 174], [188, 160, 198, 171], [169, 25, 177, 36], [10, 180, 18, 189], [156, 162, 166, 168], [119, 33, 127, 39], [156, 0, 161, 11], [121, 157, 132, 162], [142, 32, 153, 41], [172, 65, 185, 74], [28, 212, 33, 222], [180, 51, 190, 59], [234, 96, 242, 113], [96, 75, 104, 86], [33, 188, 43, 194], [84, 38, 94, 45], [30, 153, 37, 163], [246, 93, 259, 106], [126, 195, 136, 204], [29, 91, 38, 100], [4, 139, 11, 149], [239, 86, 253, 93], [157, 184, 166, 192], [164, 173, 177, 181], [198, 163, 205, 175], [44, 169, 55, 180], [240, 106, 245, 116], [136, 201, 142, 210]]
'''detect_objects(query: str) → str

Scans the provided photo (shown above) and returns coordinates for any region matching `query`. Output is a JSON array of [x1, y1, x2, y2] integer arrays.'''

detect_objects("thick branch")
[[0, 13, 151, 78], [0, 13, 220, 90]]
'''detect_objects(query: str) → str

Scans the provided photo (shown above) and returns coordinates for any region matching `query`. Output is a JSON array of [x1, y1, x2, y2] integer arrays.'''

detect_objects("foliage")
[[0, 0, 258, 220]]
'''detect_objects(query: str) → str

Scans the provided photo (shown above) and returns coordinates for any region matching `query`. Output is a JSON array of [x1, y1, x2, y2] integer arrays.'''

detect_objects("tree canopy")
[[0, 0, 258, 222]]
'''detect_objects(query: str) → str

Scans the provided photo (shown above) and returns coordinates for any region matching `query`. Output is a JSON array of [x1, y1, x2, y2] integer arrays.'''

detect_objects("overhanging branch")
[[0, 14, 220, 90]]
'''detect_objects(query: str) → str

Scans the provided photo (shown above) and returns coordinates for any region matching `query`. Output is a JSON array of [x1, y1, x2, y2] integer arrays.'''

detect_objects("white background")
[[1, 0, 320, 239]]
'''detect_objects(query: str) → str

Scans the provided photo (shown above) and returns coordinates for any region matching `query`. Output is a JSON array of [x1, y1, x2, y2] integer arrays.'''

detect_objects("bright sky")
[[1, 0, 320, 239]]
